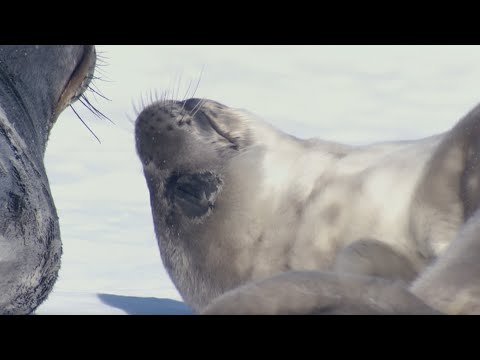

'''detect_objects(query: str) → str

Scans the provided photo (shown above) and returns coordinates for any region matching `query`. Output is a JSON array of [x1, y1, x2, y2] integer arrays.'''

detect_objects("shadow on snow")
[[97, 293, 193, 315]]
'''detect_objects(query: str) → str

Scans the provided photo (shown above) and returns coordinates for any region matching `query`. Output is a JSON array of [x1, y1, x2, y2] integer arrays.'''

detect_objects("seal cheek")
[[166, 172, 223, 219]]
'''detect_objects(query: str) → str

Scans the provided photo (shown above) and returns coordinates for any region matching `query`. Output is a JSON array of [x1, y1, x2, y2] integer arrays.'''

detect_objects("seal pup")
[[0, 45, 97, 314], [135, 97, 480, 314]]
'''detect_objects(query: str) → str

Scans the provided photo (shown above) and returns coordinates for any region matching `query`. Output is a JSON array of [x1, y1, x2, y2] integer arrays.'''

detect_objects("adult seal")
[[135, 98, 480, 314], [0, 45, 96, 314]]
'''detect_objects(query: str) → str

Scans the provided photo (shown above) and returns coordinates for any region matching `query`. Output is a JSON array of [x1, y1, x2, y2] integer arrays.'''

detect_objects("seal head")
[[0, 45, 96, 314]]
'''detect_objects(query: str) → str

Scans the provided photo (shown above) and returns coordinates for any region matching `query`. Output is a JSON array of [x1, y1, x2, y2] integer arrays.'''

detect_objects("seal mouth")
[[53, 45, 96, 122]]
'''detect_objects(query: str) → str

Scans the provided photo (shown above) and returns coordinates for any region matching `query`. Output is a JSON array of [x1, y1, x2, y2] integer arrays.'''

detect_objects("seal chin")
[[53, 45, 96, 124]]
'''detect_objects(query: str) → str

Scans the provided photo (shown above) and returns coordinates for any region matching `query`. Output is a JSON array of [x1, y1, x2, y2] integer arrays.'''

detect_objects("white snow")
[[34, 45, 480, 314]]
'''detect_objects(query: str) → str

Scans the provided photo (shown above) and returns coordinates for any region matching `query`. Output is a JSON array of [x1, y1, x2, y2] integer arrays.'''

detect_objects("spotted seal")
[[136, 97, 480, 314]]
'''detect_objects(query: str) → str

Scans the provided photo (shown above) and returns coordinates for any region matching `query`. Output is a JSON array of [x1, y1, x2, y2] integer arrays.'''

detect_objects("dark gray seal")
[[0, 45, 96, 314], [201, 271, 439, 315], [135, 97, 480, 314]]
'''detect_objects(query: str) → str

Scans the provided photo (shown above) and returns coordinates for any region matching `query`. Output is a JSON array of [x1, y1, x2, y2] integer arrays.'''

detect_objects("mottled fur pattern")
[[136, 96, 480, 315]]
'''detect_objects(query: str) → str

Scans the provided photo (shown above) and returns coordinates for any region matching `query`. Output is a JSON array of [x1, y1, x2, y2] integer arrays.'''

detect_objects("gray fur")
[[334, 239, 417, 282], [136, 97, 480, 315], [0, 45, 96, 314], [202, 271, 439, 315]]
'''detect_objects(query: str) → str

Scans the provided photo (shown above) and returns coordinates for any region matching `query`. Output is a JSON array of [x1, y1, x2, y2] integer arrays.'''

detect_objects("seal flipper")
[[201, 271, 440, 315], [334, 239, 417, 283]]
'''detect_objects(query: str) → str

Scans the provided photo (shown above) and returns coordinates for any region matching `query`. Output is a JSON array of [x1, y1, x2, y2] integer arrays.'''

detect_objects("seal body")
[[136, 98, 480, 314], [0, 45, 96, 314]]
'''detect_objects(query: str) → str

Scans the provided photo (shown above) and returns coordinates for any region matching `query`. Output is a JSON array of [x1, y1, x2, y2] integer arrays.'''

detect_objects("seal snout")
[[134, 101, 198, 169]]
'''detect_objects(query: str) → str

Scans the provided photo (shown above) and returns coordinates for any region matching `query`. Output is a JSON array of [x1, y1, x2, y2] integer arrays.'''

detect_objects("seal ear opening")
[[165, 172, 223, 219]]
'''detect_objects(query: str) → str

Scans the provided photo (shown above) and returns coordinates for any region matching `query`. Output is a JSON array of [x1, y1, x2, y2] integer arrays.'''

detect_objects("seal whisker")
[[190, 98, 207, 118], [86, 75, 114, 83], [149, 88, 154, 105], [190, 65, 205, 102], [189, 95, 207, 117], [70, 104, 101, 144], [167, 74, 176, 111], [96, 54, 109, 61], [186, 65, 206, 118], [87, 89, 100, 103], [78, 97, 102, 119], [87, 85, 111, 102], [80, 94, 111, 119], [88, 80, 104, 94], [79, 95, 114, 124], [95, 49, 109, 57], [140, 91, 147, 110], [179, 79, 194, 123], [175, 72, 183, 104], [165, 89, 170, 108], [132, 99, 140, 117], [159, 90, 165, 107], [181, 80, 194, 104], [93, 66, 112, 81], [95, 61, 109, 67], [171, 75, 178, 110]]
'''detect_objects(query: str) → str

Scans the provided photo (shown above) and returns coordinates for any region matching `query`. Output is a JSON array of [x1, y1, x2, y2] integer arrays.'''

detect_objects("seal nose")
[[134, 103, 185, 167], [135, 105, 168, 135]]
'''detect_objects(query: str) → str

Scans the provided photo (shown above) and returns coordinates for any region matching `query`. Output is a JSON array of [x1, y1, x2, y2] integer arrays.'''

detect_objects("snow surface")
[[35, 45, 480, 314]]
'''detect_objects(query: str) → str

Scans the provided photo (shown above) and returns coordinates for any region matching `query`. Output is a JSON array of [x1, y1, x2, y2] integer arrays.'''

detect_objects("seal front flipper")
[[334, 239, 417, 282], [201, 271, 440, 315]]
